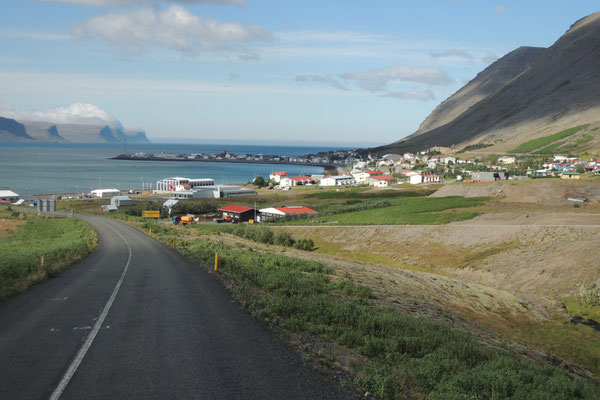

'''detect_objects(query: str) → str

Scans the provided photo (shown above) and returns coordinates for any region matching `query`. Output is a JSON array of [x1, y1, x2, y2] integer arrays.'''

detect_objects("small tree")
[[253, 176, 268, 187]]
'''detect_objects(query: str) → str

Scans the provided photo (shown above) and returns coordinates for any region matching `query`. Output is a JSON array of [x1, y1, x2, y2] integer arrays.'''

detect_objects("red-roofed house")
[[369, 175, 397, 187], [219, 205, 257, 222], [281, 176, 316, 187], [269, 171, 288, 184], [258, 206, 318, 221]]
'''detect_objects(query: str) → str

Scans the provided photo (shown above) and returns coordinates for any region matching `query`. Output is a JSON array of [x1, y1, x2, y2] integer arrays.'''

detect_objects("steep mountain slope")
[[375, 11, 600, 154], [414, 46, 546, 135], [0, 117, 33, 141]]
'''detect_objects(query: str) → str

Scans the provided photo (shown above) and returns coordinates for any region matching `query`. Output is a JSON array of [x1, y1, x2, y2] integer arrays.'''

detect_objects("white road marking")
[[51, 297, 68, 301], [49, 219, 132, 400], [72, 326, 92, 331]]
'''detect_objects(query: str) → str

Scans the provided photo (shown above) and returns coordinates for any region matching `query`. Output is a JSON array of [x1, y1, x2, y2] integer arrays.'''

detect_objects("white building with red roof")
[[352, 170, 383, 184], [269, 171, 288, 184], [280, 176, 316, 187], [258, 206, 317, 221]]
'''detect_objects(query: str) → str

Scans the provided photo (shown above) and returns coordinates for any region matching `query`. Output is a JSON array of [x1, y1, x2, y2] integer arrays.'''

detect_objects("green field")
[[0, 216, 96, 299], [160, 231, 598, 400], [274, 196, 485, 225], [509, 125, 589, 154]]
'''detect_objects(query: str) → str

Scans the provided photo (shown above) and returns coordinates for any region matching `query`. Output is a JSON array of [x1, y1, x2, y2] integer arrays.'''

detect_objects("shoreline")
[[110, 154, 336, 169]]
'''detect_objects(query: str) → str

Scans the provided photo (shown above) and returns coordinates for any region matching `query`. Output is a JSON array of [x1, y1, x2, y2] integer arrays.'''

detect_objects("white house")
[[441, 156, 456, 164], [91, 188, 120, 198], [410, 173, 441, 185], [320, 175, 356, 186], [370, 175, 397, 187], [352, 170, 383, 184], [269, 171, 288, 184]]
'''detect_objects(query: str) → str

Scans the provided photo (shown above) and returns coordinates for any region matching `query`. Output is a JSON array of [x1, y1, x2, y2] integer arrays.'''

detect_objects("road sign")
[[142, 210, 160, 218]]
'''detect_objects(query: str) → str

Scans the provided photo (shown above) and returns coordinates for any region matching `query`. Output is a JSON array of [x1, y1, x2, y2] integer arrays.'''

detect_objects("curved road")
[[0, 215, 345, 399]]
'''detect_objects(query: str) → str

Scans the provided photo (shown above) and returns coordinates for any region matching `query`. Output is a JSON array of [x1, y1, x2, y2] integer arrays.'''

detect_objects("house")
[[111, 196, 133, 207], [559, 172, 581, 180], [352, 170, 383, 184], [320, 175, 356, 186], [258, 206, 317, 221], [90, 188, 120, 198], [409, 172, 441, 185], [369, 175, 397, 187], [218, 205, 257, 222], [498, 156, 516, 164], [441, 156, 456, 165], [0, 187, 19, 203], [269, 171, 288, 184], [281, 176, 316, 187]]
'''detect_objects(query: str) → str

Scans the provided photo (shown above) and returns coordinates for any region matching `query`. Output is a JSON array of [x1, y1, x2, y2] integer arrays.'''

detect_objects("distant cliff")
[[0, 117, 150, 144]]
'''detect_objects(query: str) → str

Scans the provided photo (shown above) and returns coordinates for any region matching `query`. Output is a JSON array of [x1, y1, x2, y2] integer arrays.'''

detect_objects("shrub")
[[294, 238, 315, 251]]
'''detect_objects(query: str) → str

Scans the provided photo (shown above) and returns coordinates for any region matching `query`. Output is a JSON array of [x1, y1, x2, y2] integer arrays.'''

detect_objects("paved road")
[[0, 215, 346, 400]]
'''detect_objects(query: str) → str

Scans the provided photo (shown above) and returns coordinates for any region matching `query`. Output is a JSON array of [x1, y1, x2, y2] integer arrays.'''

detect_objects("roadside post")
[[214, 253, 218, 271], [40, 256, 44, 268]]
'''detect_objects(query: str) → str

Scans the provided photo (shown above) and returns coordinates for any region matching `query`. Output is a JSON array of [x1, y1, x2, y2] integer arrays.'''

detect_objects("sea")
[[0, 143, 348, 196]]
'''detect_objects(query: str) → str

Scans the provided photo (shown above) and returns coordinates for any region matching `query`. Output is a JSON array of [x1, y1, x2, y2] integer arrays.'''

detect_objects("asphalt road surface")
[[0, 215, 346, 400]]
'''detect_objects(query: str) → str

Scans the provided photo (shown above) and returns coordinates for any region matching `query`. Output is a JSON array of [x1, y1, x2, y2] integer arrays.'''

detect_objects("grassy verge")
[[509, 125, 589, 153], [564, 297, 600, 322], [0, 216, 97, 299], [152, 227, 598, 399]]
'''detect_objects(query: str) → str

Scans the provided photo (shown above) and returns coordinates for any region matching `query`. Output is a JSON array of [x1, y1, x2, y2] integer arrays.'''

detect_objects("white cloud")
[[340, 65, 453, 92], [73, 5, 275, 56], [430, 49, 474, 60], [494, 5, 507, 14], [380, 88, 435, 101], [481, 53, 499, 64], [295, 74, 349, 91], [39, 0, 245, 7], [0, 103, 123, 129]]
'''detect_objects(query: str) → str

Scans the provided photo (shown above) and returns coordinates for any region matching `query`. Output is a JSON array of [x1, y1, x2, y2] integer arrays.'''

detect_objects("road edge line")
[[49, 219, 132, 400]]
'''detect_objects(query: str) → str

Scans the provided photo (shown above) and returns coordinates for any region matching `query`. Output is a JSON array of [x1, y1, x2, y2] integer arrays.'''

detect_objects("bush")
[[294, 238, 315, 251], [274, 230, 295, 246]]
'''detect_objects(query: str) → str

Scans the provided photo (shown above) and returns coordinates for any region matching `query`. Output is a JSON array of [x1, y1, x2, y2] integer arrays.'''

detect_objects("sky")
[[0, 1, 598, 146]]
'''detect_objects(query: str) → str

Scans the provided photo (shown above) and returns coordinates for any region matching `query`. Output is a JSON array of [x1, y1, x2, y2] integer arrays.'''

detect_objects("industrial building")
[[0, 187, 19, 202], [91, 189, 120, 198], [155, 177, 215, 193], [111, 196, 133, 207], [171, 185, 256, 199]]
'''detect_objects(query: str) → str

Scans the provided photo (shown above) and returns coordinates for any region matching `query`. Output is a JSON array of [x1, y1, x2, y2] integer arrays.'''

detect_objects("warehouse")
[[91, 188, 120, 198], [111, 196, 133, 207], [0, 187, 19, 203]]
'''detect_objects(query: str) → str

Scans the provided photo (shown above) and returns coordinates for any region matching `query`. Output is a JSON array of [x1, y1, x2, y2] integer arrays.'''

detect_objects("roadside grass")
[[273, 196, 485, 226], [471, 311, 600, 377], [508, 125, 589, 154], [159, 231, 598, 399], [0, 217, 97, 299]]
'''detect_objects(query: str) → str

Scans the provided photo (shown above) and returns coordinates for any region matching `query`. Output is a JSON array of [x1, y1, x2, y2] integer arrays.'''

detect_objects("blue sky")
[[0, 1, 598, 146]]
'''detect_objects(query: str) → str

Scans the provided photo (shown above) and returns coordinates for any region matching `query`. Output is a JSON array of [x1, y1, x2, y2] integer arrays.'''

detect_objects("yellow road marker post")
[[40, 256, 45, 268], [214, 253, 218, 271]]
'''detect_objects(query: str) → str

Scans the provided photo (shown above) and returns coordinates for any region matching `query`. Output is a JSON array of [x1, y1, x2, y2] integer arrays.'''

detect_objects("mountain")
[[0, 117, 150, 143], [413, 46, 546, 135], [0, 117, 33, 141], [374, 11, 600, 154]]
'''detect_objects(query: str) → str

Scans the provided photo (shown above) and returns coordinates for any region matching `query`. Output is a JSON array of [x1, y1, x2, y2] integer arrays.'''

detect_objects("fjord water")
[[0, 143, 335, 195]]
